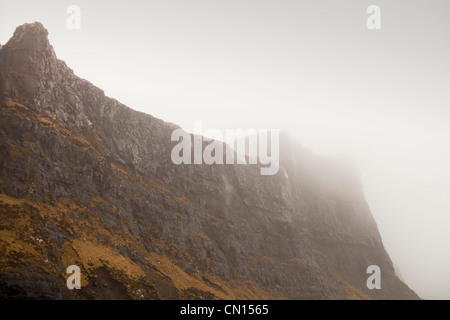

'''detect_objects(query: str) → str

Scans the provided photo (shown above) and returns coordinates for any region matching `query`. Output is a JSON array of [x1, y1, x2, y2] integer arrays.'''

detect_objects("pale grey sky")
[[1, 0, 449, 299]]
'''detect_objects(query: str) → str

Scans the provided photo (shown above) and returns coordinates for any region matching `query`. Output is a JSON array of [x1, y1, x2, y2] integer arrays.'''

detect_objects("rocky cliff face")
[[0, 22, 418, 299]]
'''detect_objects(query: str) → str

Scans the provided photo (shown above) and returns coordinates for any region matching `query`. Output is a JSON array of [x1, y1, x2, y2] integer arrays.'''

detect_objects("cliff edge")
[[0, 22, 418, 299]]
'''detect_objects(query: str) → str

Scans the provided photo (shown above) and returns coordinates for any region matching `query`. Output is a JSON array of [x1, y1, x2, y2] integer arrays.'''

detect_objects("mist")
[[1, 0, 449, 299]]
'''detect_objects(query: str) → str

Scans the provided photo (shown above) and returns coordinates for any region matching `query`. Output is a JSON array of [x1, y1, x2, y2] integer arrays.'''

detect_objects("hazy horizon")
[[1, 0, 449, 299]]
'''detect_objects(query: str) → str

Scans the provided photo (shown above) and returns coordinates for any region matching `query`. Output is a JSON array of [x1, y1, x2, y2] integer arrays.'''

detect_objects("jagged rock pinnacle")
[[7, 22, 52, 53], [0, 22, 60, 105]]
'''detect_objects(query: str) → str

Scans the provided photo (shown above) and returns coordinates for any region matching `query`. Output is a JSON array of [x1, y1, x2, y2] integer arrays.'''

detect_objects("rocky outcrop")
[[0, 22, 418, 299]]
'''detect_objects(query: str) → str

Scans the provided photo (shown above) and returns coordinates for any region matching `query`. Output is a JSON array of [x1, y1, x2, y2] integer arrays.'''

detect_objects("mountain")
[[0, 22, 418, 299]]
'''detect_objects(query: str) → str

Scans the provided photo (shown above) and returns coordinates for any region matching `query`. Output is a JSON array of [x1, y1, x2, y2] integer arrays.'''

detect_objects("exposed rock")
[[0, 22, 418, 299]]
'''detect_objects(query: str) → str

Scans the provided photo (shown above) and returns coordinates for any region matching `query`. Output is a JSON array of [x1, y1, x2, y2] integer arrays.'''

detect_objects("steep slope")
[[0, 22, 418, 299]]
